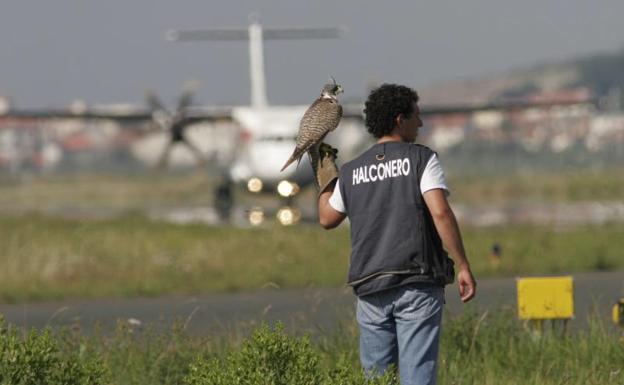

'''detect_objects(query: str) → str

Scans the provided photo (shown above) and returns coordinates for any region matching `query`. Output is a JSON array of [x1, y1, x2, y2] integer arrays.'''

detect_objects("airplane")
[[161, 19, 597, 224], [165, 20, 362, 225], [0, 20, 598, 226], [0, 20, 368, 225]]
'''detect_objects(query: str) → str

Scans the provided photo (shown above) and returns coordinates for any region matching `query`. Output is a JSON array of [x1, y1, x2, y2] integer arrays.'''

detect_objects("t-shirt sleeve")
[[328, 179, 346, 213], [420, 153, 450, 196]]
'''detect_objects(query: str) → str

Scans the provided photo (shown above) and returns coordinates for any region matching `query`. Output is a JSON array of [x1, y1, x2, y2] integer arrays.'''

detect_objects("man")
[[315, 84, 476, 385]]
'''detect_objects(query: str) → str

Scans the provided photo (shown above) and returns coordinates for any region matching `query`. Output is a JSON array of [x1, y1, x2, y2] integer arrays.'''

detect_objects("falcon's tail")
[[280, 147, 306, 172]]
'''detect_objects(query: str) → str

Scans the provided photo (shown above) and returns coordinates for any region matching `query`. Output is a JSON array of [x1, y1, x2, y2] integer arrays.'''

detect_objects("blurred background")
[[0, 0, 622, 304], [2, 4, 623, 383]]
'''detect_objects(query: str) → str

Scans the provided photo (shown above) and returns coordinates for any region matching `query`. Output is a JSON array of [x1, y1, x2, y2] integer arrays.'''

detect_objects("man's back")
[[337, 142, 451, 296]]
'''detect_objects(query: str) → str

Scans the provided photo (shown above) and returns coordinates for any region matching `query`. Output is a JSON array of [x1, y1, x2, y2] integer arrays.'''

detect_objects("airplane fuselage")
[[230, 105, 314, 190]]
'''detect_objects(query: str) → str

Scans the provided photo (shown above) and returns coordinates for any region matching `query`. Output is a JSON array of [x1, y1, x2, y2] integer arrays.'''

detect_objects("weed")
[[0, 316, 109, 385], [1, 309, 622, 384]]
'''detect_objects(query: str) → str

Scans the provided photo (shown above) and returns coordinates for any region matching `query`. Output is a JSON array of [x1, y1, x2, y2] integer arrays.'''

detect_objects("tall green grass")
[[439, 309, 624, 384], [0, 214, 622, 302], [2, 310, 621, 385]]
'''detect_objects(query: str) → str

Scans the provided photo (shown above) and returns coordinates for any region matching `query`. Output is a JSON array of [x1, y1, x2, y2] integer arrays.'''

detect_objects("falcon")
[[280, 78, 343, 171]]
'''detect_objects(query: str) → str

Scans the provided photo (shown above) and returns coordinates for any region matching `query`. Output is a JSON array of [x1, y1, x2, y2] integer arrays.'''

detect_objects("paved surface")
[[0, 271, 622, 335], [9, 200, 623, 227]]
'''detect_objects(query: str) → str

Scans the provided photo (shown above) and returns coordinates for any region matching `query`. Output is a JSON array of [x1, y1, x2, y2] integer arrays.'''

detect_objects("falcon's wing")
[[295, 99, 342, 151]]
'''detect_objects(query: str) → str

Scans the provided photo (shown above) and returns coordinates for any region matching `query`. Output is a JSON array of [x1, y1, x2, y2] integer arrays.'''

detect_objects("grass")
[[0, 214, 622, 303], [437, 308, 624, 385], [0, 214, 350, 302], [3, 308, 622, 385], [0, 170, 621, 302], [0, 168, 622, 212], [448, 168, 624, 205], [461, 223, 623, 275], [0, 173, 219, 211]]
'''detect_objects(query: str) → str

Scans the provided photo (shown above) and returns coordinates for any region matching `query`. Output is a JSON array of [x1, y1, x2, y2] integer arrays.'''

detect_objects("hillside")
[[420, 47, 624, 105]]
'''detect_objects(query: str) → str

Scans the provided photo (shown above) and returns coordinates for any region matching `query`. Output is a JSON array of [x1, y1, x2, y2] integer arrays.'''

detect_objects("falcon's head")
[[321, 77, 343, 99]]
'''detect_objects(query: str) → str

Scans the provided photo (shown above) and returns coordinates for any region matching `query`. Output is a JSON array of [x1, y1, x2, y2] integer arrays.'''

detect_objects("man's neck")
[[377, 134, 404, 144]]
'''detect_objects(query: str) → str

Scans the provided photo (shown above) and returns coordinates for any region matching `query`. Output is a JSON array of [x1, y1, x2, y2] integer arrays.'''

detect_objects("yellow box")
[[517, 276, 574, 320]]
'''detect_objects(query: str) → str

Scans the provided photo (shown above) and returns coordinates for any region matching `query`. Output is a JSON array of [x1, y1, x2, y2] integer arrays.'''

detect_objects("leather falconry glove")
[[308, 142, 339, 195]]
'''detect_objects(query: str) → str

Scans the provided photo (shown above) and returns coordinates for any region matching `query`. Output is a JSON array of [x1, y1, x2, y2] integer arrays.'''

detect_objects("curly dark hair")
[[364, 84, 419, 138]]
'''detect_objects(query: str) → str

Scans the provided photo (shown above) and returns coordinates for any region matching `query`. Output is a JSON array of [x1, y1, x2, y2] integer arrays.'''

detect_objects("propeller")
[[144, 82, 207, 169], [145, 81, 199, 134], [145, 91, 172, 131], [176, 80, 199, 112]]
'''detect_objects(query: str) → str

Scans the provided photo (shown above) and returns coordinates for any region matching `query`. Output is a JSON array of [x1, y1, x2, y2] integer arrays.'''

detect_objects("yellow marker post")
[[614, 298, 624, 343], [516, 276, 574, 334], [613, 298, 624, 327]]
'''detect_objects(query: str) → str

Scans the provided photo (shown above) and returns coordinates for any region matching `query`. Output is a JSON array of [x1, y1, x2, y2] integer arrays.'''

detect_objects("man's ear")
[[395, 114, 404, 128]]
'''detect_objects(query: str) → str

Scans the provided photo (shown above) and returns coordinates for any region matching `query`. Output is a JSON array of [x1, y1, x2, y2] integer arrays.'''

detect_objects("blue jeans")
[[356, 284, 444, 385]]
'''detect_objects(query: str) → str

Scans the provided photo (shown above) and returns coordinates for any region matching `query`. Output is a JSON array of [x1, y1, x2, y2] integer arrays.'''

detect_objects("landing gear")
[[214, 177, 233, 223]]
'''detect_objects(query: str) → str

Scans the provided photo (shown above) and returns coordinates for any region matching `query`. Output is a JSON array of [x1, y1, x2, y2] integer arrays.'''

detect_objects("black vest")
[[338, 142, 455, 296]]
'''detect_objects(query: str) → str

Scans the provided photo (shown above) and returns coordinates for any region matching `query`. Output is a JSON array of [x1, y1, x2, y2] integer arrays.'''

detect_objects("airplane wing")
[[180, 106, 234, 123], [341, 97, 598, 119], [0, 105, 236, 135], [1, 97, 596, 127], [0, 108, 151, 121]]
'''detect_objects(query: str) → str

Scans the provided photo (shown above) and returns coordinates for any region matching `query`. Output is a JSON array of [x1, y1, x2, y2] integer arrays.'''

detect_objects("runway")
[[1, 271, 622, 335]]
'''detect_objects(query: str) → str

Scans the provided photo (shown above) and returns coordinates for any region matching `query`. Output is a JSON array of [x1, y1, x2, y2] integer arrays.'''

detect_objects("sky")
[[1, 0, 623, 108]]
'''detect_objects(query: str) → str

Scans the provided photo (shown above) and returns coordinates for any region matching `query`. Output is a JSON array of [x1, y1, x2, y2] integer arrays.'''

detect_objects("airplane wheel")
[[214, 180, 233, 222]]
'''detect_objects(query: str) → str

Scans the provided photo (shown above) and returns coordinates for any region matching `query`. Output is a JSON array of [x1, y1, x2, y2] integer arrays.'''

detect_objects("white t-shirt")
[[329, 153, 449, 213]]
